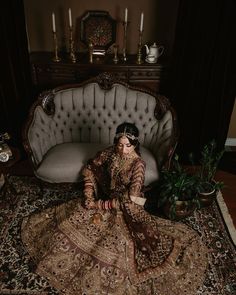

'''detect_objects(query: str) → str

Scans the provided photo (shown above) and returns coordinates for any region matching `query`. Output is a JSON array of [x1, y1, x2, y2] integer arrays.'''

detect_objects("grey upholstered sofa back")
[[27, 81, 175, 168]]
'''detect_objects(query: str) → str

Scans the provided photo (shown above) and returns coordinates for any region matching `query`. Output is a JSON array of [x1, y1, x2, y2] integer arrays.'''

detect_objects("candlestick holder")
[[136, 30, 144, 64], [88, 41, 94, 64], [69, 27, 77, 63], [113, 44, 119, 63], [52, 31, 61, 62], [122, 21, 129, 62]]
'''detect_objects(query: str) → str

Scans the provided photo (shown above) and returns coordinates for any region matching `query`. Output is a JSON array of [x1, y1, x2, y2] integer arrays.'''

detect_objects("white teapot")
[[144, 43, 164, 63]]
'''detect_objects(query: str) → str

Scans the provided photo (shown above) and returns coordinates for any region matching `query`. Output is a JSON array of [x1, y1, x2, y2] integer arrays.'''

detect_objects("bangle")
[[111, 199, 118, 209], [105, 200, 108, 210], [97, 199, 102, 210]]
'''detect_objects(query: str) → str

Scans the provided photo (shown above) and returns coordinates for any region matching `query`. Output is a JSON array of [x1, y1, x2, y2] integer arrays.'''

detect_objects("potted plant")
[[189, 139, 225, 207], [157, 155, 200, 220]]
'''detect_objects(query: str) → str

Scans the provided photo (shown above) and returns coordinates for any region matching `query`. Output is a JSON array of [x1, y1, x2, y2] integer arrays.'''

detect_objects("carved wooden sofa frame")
[[23, 73, 178, 186]]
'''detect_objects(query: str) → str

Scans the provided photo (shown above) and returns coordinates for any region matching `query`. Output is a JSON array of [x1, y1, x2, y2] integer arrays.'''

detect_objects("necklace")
[[111, 151, 138, 189]]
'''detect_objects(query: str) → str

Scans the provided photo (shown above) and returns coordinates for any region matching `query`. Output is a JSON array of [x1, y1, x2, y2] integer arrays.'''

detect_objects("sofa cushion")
[[36, 143, 159, 185]]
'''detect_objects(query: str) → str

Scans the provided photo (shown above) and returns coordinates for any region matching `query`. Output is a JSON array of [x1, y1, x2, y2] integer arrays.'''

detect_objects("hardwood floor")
[[3, 156, 236, 229], [215, 170, 236, 228], [217, 150, 236, 228]]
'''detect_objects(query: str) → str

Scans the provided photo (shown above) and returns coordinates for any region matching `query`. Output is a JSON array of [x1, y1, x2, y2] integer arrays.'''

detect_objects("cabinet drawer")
[[129, 68, 161, 81], [32, 64, 74, 85], [30, 52, 165, 93]]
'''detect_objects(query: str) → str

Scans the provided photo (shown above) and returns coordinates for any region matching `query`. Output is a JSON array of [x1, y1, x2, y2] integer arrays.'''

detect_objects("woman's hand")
[[85, 200, 96, 210], [85, 199, 120, 210], [95, 199, 120, 210]]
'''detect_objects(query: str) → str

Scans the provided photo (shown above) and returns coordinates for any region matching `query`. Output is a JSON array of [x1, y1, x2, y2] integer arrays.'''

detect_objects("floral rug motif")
[[0, 176, 236, 295]]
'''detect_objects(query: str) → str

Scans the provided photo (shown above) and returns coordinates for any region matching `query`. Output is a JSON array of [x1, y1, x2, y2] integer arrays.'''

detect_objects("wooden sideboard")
[[30, 52, 167, 94]]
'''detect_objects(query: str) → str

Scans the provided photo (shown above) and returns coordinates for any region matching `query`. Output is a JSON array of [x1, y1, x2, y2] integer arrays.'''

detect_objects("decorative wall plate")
[[80, 11, 116, 52]]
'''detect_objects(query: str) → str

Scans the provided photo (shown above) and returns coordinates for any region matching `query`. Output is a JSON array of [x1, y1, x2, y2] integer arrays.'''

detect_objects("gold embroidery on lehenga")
[[21, 145, 208, 295]]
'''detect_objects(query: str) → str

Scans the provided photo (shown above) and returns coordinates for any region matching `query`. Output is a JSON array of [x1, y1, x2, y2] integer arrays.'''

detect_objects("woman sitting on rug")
[[21, 122, 208, 295]]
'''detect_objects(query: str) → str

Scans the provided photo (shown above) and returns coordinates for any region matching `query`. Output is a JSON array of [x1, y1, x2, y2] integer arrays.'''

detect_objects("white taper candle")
[[140, 12, 144, 32], [68, 8, 72, 27], [52, 12, 56, 32], [125, 8, 128, 23]]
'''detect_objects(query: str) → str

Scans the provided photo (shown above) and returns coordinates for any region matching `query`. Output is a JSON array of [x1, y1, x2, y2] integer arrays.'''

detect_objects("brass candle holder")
[[113, 44, 119, 63], [52, 31, 61, 62], [69, 26, 77, 63], [136, 30, 144, 64], [88, 41, 94, 64], [122, 21, 129, 62]]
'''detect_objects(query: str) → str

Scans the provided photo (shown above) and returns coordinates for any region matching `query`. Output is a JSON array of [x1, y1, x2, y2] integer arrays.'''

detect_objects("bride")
[[21, 122, 208, 295]]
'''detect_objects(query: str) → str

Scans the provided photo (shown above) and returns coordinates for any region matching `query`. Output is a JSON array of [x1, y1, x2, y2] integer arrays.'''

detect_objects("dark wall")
[[0, 1, 33, 149]]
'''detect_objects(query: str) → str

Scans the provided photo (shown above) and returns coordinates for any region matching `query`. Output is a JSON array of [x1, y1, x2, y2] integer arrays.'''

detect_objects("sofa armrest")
[[147, 110, 177, 167]]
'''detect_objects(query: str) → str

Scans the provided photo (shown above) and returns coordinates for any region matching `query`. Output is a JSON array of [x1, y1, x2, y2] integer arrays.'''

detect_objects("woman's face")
[[117, 136, 135, 156]]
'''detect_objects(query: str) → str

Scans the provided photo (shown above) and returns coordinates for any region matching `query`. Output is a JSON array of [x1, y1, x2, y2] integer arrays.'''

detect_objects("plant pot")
[[197, 181, 216, 207], [163, 200, 195, 220], [198, 189, 216, 207]]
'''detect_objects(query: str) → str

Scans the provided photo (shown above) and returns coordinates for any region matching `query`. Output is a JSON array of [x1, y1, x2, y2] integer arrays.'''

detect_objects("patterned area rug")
[[0, 176, 235, 295]]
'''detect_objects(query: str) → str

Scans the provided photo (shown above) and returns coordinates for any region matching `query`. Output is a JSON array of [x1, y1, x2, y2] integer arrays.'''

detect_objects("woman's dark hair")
[[113, 122, 140, 153]]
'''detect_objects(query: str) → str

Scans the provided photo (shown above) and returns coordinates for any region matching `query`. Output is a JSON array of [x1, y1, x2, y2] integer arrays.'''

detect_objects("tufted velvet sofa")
[[23, 73, 178, 185]]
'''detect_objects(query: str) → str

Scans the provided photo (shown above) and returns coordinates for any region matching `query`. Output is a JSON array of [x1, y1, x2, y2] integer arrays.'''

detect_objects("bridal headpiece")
[[115, 127, 139, 141]]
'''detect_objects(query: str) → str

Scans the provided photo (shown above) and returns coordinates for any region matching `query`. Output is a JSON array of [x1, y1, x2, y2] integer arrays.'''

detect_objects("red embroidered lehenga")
[[21, 146, 208, 295]]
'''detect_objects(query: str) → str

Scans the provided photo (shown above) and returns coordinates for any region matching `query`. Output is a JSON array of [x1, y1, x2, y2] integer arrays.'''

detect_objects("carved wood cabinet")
[[30, 52, 166, 94]]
